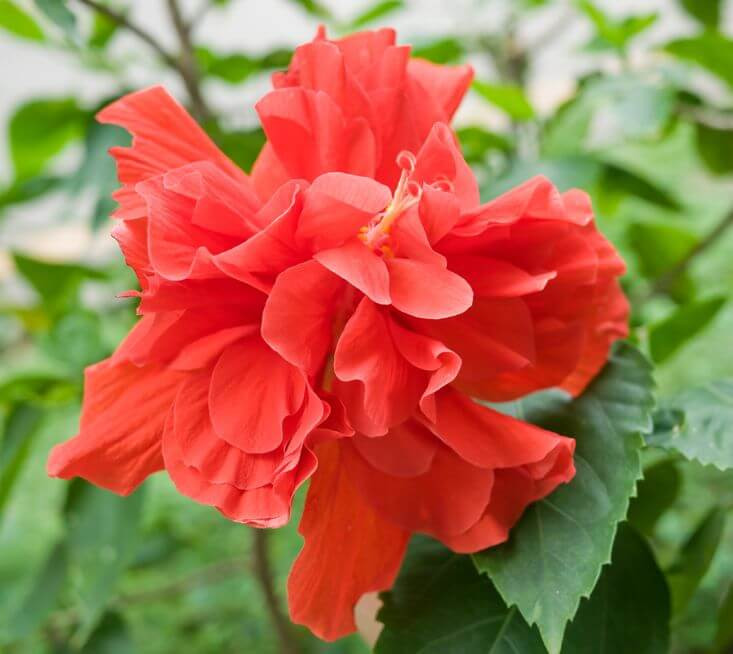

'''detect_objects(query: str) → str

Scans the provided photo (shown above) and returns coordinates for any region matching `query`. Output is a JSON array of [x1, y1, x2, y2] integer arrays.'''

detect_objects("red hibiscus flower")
[[47, 28, 628, 642]]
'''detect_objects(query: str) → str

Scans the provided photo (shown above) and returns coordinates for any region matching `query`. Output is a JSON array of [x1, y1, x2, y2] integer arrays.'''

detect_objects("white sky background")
[[0, 0, 730, 264]]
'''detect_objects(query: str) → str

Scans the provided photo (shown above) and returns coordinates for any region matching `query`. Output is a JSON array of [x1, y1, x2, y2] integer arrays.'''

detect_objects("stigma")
[[359, 151, 422, 256]]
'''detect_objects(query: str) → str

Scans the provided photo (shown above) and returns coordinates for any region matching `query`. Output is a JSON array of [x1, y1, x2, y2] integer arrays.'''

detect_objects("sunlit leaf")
[[679, 0, 722, 28], [196, 47, 291, 84], [411, 37, 465, 64], [474, 342, 654, 654], [0, 0, 44, 41], [649, 296, 727, 364], [579, 1, 657, 51], [473, 80, 535, 120], [665, 32, 733, 90], [348, 0, 404, 29]]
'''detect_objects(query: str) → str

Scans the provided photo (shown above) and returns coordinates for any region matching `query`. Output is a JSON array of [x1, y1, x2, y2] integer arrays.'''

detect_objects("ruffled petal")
[[47, 358, 183, 494], [407, 58, 473, 119], [287, 441, 409, 641], [262, 260, 345, 374]]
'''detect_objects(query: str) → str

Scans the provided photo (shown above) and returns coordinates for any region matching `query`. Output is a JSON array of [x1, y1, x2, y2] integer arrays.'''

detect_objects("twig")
[[679, 103, 733, 131], [642, 208, 733, 300], [252, 529, 300, 654], [189, 0, 217, 31], [166, 0, 212, 122], [74, 0, 212, 122]]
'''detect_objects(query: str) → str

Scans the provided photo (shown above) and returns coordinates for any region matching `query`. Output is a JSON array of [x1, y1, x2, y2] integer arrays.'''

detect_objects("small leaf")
[[288, 0, 331, 19], [457, 126, 513, 164], [4, 542, 69, 641], [472, 81, 535, 121], [666, 508, 726, 615], [649, 296, 727, 364], [0, 0, 44, 41], [88, 12, 117, 49], [665, 32, 733, 91], [34, 0, 77, 40], [695, 123, 733, 174], [375, 536, 545, 653], [579, 1, 657, 51], [679, 0, 722, 29], [474, 342, 655, 654], [64, 480, 146, 644], [196, 47, 291, 84], [8, 98, 87, 180], [627, 459, 681, 536], [348, 0, 404, 29], [411, 38, 465, 64], [562, 524, 670, 653], [646, 379, 733, 470]]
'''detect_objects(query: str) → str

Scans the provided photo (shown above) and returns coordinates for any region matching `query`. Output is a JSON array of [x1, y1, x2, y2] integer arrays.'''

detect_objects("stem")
[[166, 0, 212, 122], [74, 0, 212, 122], [643, 208, 733, 300], [252, 529, 300, 654]]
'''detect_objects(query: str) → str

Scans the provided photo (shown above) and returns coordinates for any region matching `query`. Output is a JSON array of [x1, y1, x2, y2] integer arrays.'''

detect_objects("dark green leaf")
[[600, 165, 681, 211], [348, 0, 403, 29], [695, 123, 733, 174], [666, 32, 733, 90], [666, 508, 726, 615], [4, 542, 69, 641], [649, 296, 726, 364], [679, 0, 721, 28], [0, 0, 44, 41], [64, 480, 146, 643], [628, 459, 681, 536], [714, 584, 733, 652], [474, 342, 655, 654], [562, 524, 670, 654], [12, 252, 107, 314], [646, 379, 733, 470], [375, 536, 545, 653], [0, 404, 45, 514], [457, 126, 513, 164], [34, 0, 77, 40], [472, 81, 535, 120], [411, 38, 465, 64], [8, 98, 86, 180], [81, 612, 134, 654]]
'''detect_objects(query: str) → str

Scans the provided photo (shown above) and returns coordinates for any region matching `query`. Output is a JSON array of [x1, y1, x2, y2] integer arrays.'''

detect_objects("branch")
[[252, 529, 300, 654], [74, 0, 212, 122], [643, 208, 733, 300], [166, 0, 212, 122], [679, 102, 733, 130]]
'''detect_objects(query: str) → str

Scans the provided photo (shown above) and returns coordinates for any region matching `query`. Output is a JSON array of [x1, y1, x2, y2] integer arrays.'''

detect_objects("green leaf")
[[646, 379, 733, 470], [562, 524, 670, 654], [375, 536, 545, 653], [679, 0, 722, 30], [204, 124, 266, 172], [0, 174, 61, 212], [714, 584, 733, 652], [3, 542, 69, 642], [627, 459, 681, 536], [8, 98, 87, 180], [0, 404, 45, 515], [288, 0, 331, 19], [34, 0, 77, 40], [0, 0, 44, 41], [649, 296, 727, 364], [457, 126, 513, 164], [695, 123, 733, 174], [64, 480, 146, 644], [472, 81, 535, 121], [12, 252, 107, 315], [411, 37, 465, 64], [666, 32, 733, 90], [81, 612, 134, 654], [666, 508, 726, 615], [348, 0, 404, 29], [579, 1, 657, 51], [474, 342, 655, 654], [88, 11, 117, 49], [43, 309, 107, 372], [600, 165, 681, 212], [196, 47, 291, 84]]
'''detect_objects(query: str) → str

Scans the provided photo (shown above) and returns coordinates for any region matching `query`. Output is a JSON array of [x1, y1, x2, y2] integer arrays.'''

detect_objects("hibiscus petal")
[[343, 437, 494, 539], [262, 260, 345, 374], [387, 257, 473, 319], [315, 238, 390, 305], [288, 441, 409, 641], [352, 420, 438, 477], [448, 256, 557, 298], [47, 358, 183, 494], [208, 338, 307, 453], [407, 58, 473, 119]]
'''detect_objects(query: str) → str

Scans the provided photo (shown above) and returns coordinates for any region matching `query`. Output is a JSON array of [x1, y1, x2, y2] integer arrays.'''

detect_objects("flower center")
[[359, 151, 422, 257]]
